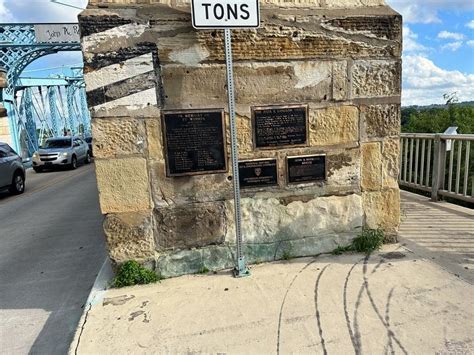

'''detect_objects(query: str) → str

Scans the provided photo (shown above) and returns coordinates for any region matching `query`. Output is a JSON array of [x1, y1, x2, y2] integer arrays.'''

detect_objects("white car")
[[32, 136, 91, 172]]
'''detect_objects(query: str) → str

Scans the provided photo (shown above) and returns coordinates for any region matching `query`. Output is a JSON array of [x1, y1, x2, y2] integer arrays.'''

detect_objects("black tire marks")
[[314, 264, 330, 355], [276, 259, 318, 355], [343, 257, 366, 355], [360, 255, 408, 355], [345, 254, 408, 355]]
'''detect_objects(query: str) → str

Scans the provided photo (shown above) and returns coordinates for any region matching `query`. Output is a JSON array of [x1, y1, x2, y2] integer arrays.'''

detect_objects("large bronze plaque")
[[287, 155, 326, 184], [239, 159, 278, 188], [252, 104, 308, 149], [162, 109, 227, 177]]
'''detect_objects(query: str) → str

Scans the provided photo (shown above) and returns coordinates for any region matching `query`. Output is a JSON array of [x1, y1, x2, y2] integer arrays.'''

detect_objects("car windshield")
[[42, 139, 71, 148]]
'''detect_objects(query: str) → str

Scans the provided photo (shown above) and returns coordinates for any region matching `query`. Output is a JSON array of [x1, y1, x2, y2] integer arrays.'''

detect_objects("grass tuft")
[[332, 229, 385, 255], [112, 260, 159, 288], [352, 229, 384, 254]]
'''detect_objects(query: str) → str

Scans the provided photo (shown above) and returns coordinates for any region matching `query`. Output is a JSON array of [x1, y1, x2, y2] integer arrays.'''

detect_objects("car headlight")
[[32, 152, 38, 158], [61, 152, 69, 157]]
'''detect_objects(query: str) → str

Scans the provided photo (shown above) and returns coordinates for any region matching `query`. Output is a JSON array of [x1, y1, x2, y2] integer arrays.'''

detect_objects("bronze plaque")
[[252, 104, 308, 149], [239, 159, 278, 188], [287, 155, 326, 184], [162, 109, 227, 177]]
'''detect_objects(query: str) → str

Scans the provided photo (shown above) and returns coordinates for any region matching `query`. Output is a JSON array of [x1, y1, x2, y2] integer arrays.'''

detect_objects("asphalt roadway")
[[0, 164, 106, 355]]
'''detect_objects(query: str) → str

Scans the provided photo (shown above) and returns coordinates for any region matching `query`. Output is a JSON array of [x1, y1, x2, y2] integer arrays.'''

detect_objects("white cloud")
[[437, 31, 465, 41], [403, 26, 429, 53], [402, 55, 474, 106], [467, 40, 474, 47], [467, 20, 474, 29], [0, 0, 15, 22], [441, 41, 463, 51], [5, 0, 88, 23], [387, 0, 474, 24]]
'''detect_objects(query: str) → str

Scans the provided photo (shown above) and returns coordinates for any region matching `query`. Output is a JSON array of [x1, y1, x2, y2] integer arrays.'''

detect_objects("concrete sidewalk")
[[71, 244, 473, 354]]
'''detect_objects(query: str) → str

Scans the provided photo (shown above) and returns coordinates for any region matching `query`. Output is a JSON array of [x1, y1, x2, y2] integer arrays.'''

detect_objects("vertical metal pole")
[[431, 134, 445, 201], [224, 29, 249, 278]]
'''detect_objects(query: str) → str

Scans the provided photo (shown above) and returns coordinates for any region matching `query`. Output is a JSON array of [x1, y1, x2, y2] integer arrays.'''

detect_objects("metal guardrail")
[[399, 133, 474, 203]]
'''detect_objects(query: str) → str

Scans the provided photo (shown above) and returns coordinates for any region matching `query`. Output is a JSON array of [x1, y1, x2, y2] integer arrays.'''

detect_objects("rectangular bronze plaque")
[[287, 155, 326, 184], [252, 104, 308, 149], [162, 109, 227, 177], [239, 159, 278, 188]]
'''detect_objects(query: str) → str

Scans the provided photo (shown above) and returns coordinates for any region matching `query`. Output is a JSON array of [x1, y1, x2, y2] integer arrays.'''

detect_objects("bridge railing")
[[399, 133, 474, 203]]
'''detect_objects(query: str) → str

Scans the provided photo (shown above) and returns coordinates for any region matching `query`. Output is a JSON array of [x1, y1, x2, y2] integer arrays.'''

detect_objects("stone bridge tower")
[[80, 0, 402, 277]]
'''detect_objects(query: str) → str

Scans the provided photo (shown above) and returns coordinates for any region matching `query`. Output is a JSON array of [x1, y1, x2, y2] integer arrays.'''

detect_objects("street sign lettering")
[[192, 0, 260, 29]]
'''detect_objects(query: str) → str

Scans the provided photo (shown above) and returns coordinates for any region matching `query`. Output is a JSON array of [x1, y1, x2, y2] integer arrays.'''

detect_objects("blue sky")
[[0, 0, 473, 106]]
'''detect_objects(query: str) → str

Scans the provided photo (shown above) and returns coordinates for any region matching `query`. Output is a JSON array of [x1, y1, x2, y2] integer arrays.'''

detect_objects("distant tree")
[[402, 95, 474, 134]]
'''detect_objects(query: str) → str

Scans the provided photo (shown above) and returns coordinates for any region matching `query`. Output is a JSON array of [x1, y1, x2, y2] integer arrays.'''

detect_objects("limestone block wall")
[[80, 0, 402, 277]]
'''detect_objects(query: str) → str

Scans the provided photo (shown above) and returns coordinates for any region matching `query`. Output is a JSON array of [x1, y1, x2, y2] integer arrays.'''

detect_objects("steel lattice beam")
[[0, 24, 83, 154]]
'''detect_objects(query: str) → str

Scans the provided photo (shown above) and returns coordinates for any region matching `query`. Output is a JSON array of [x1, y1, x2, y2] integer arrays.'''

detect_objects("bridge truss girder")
[[0, 23, 88, 155]]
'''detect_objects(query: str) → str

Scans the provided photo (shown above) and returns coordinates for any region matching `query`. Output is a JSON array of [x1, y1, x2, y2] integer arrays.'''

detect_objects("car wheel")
[[33, 167, 43, 173], [84, 151, 91, 164], [9, 171, 25, 195], [70, 155, 77, 170]]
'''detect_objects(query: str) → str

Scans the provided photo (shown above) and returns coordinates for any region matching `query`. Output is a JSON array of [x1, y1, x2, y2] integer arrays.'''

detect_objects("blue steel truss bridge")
[[0, 23, 90, 156]]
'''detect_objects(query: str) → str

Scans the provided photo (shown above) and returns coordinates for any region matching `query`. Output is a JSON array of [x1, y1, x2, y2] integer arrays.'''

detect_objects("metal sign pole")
[[224, 28, 249, 277]]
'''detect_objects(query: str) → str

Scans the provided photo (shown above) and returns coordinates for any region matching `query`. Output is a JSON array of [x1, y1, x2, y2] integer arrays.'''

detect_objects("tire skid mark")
[[384, 288, 396, 355], [276, 259, 318, 355], [344, 257, 366, 355], [314, 264, 330, 355], [362, 256, 409, 355]]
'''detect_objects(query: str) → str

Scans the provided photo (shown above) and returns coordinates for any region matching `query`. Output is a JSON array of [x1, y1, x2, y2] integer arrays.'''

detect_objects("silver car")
[[32, 136, 91, 172], [0, 142, 25, 194]]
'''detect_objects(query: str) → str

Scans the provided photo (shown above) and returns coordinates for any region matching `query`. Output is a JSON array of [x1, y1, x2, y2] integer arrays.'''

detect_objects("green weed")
[[332, 229, 385, 255], [352, 229, 384, 254], [112, 260, 159, 288]]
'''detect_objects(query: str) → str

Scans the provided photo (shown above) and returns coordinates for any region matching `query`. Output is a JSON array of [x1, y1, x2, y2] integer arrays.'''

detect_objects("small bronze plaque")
[[252, 104, 308, 149], [239, 159, 278, 188], [287, 155, 326, 184], [162, 109, 227, 177]]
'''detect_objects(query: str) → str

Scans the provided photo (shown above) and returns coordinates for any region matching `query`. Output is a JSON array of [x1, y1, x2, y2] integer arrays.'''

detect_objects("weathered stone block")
[[382, 138, 400, 189], [321, 13, 402, 40], [92, 118, 146, 158], [352, 60, 401, 98], [309, 106, 359, 146], [332, 61, 348, 101], [89, 0, 387, 6], [95, 157, 152, 213], [194, 22, 399, 63], [145, 118, 164, 161], [362, 104, 400, 139], [103, 211, 156, 263], [226, 194, 363, 243], [326, 148, 361, 187], [162, 61, 339, 108], [154, 203, 226, 249], [363, 188, 400, 233], [361, 142, 382, 191], [148, 161, 232, 207]]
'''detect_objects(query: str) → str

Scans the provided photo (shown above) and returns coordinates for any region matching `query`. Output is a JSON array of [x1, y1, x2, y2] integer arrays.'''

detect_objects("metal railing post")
[[431, 134, 446, 201]]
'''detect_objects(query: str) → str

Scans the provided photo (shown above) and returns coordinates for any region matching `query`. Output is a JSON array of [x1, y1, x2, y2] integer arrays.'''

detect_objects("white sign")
[[34, 24, 80, 43], [191, 0, 260, 29]]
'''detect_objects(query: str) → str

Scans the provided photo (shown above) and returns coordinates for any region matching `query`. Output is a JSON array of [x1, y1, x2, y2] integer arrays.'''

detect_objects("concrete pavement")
[[72, 243, 473, 354], [0, 165, 106, 355]]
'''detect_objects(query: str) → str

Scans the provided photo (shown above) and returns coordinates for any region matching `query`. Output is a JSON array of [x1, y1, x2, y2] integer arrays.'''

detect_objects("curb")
[[68, 257, 114, 355]]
